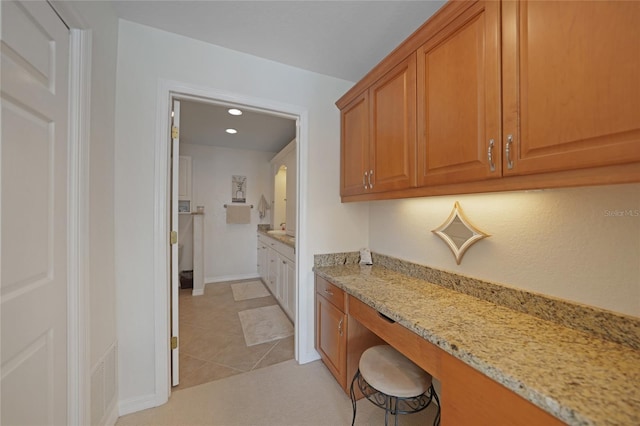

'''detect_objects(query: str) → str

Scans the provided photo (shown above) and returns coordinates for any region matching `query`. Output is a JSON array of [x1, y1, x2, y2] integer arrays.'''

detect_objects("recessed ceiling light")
[[228, 108, 243, 116], [225, 128, 238, 134]]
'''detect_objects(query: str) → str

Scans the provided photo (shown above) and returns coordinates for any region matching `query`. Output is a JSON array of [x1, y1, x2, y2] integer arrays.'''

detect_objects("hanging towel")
[[226, 205, 251, 224], [257, 194, 270, 219]]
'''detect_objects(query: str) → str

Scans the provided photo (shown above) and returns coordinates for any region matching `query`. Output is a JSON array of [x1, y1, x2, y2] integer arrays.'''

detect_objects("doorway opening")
[[157, 90, 306, 396]]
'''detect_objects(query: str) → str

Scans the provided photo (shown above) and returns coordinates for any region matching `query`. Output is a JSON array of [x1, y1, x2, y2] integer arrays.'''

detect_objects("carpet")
[[115, 359, 440, 426], [231, 280, 270, 301], [238, 305, 294, 346]]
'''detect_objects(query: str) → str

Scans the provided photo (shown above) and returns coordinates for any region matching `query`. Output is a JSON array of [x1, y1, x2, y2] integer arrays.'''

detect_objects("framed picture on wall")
[[232, 175, 246, 203]]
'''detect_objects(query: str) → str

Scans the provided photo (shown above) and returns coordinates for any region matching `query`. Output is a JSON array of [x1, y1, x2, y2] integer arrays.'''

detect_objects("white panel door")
[[1, 1, 70, 425]]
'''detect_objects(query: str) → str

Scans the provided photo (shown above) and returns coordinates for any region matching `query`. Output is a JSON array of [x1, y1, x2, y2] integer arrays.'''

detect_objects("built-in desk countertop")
[[314, 262, 640, 426]]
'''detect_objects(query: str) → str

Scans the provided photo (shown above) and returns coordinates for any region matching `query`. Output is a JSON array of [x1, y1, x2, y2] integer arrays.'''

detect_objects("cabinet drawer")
[[348, 296, 442, 379], [258, 233, 295, 261], [315, 276, 345, 312]]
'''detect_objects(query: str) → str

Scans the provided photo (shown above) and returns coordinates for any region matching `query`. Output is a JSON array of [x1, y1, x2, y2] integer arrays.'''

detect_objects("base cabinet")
[[316, 290, 347, 388], [315, 276, 385, 396], [258, 233, 295, 321]]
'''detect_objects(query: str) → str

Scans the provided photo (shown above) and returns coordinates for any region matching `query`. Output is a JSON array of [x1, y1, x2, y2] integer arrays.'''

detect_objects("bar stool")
[[350, 345, 440, 426]]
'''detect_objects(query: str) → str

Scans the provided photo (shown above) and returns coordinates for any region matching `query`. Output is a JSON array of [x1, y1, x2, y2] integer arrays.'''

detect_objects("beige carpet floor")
[[116, 359, 439, 426]]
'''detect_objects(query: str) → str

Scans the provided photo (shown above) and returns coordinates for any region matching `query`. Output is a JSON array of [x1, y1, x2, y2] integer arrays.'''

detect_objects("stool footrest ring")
[[350, 369, 441, 426]]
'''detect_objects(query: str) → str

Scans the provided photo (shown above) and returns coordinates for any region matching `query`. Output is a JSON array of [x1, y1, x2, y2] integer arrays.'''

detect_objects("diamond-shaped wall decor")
[[432, 202, 489, 265]]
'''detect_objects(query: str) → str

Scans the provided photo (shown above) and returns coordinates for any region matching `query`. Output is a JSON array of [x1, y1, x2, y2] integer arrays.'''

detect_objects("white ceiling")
[[111, 0, 445, 152], [180, 100, 296, 152]]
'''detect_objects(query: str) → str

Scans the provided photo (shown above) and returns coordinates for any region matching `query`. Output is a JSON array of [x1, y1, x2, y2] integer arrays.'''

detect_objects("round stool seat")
[[359, 345, 432, 398]]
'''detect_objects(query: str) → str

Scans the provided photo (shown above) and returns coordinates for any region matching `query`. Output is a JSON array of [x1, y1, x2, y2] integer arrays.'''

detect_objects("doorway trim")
[[153, 79, 308, 403], [47, 1, 93, 422]]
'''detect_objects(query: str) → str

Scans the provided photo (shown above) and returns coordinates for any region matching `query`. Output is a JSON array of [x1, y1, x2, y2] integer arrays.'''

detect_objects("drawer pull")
[[324, 289, 334, 296], [378, 311, 396, 324], [338, 317, 344, 336]]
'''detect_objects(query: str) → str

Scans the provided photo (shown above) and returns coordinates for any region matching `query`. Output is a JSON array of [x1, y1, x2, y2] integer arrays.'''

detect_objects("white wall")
[[179, 143, 274, 282], [61, 1, 120, 425], [113, 14, 640, 417], [369, 183, 640, 317], [114, 20, 367, 411]]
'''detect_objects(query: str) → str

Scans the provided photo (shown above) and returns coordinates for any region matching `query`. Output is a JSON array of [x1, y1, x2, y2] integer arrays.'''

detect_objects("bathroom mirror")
[[432, 202, 489, 264]]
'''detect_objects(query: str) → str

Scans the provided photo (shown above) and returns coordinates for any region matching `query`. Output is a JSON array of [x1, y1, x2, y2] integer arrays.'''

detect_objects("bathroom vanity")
[[257, 231, 295, 321]]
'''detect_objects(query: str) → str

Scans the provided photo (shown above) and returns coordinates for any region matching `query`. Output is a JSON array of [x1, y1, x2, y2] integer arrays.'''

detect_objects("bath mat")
[[238, 305, 294, 347], [231, 281, 270, 301]]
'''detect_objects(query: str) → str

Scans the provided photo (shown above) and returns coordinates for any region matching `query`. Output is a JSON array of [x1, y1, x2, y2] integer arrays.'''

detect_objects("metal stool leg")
[[350, 370, 360, 426], [384, 395, 390, 426]]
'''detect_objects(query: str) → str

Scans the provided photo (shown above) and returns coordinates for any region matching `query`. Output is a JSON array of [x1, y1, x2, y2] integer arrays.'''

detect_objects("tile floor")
[[175, 279, 294, 390]]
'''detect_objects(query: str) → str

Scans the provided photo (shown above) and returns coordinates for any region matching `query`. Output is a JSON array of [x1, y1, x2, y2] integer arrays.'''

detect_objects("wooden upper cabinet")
[[502, 0, 640, 176], [417, 1, 501, 187], [340, 92, 369, 197], [368, 54, 417, 193], [337, 0, 640, 201], [340, 55, 417, 197]]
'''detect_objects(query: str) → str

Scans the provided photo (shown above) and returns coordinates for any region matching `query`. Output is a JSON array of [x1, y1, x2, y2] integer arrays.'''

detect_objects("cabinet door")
[[316, 294, 347, 388], [257, 242, 268, 282], [417, 1, 501, 186], [369, 54, 417, 192], [502, 1, 640, 176], [285, 145, 296, 236], [275, 252, 287, 303], [266, 247, 278, 294], [341, 92, 369, 197], [284, 259, 296, 320], [178, 156, 192, 200]]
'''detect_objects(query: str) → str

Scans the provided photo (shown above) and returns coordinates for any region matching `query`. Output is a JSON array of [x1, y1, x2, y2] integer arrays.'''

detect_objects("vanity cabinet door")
[[283, 258, 296, 320], [257, 241, 268, 282], [501, 0, 640, 176], [266, 246, 278, 295]]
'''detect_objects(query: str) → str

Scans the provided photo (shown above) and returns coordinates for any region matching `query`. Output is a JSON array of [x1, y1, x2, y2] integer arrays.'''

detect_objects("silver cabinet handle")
[[488, 139, 496, 172], [324, 288, 334, 296], [363, 171, 368, 190], [505, 134, 514, 170], [368, 169, 374, 189], [338, 317, 344, 336]]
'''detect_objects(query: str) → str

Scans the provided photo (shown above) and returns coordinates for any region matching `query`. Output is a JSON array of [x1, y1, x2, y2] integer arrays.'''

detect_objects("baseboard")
[[205, 273, 260, 284], [299, 348, 321, 365], [118, 393, 163, 417], [191, 288, 204, 296]]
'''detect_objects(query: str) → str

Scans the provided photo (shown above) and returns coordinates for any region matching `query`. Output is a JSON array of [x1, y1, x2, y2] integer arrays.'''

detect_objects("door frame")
[[153, 79, 308, 402], [66, 27, 92, 426], [45, 2, 93, 423]]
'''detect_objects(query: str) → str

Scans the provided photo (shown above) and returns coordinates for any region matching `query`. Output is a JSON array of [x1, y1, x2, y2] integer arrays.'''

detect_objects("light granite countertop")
[[314, 264, 640, 426]]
